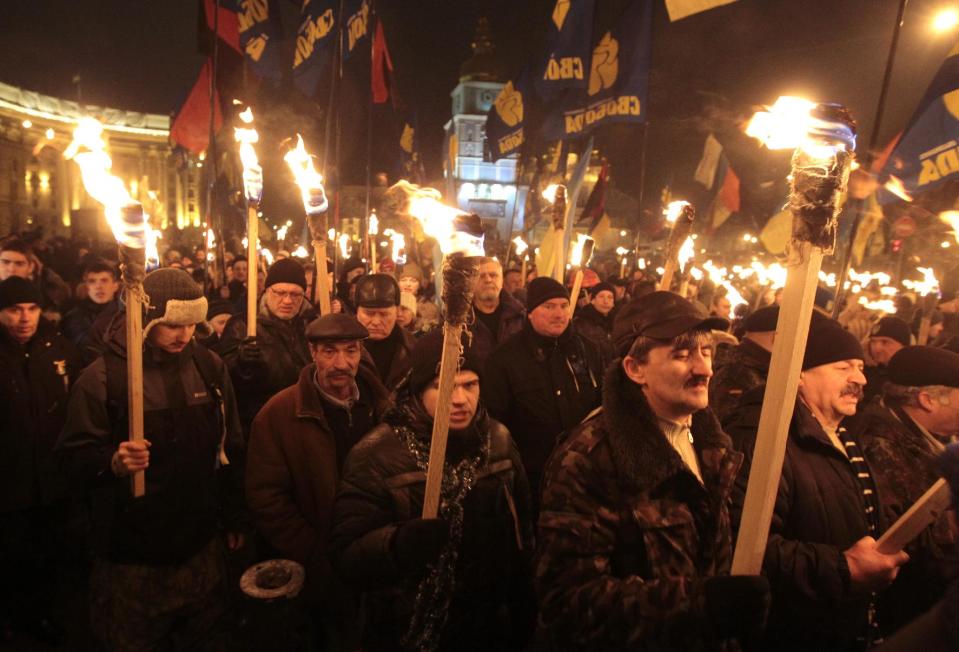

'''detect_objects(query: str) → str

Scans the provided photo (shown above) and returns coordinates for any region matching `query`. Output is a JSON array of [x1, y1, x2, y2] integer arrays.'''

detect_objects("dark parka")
[[470, 289, 526, 365], [535, 362, 743, 650], [246, 362, 390, 606], [848, 399, 959, 635], [0, 320, 81, 512], [329, 398, 535, 651], [61, 297, 121, 350], [708, 338, 771, 423], [483, 320, 606, 498], [361, 324, 416, 391], [56, 327, 246, 566], [725, 386, 880, 652], [572, 303, 614, 358], [217, 298, 314, 434]]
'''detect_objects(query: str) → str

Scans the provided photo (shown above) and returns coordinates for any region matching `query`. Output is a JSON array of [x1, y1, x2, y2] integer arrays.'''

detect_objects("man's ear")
[[623, 355, 646, 385], [916, 390, 937, 413]]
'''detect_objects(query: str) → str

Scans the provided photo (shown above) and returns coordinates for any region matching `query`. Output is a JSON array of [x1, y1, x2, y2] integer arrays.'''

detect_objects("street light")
[[933, 8, 959, 32]]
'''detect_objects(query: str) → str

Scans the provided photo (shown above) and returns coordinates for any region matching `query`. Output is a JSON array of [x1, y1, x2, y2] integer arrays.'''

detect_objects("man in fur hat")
[[57, 268, 246, 651], [535, 291, 769, 649]]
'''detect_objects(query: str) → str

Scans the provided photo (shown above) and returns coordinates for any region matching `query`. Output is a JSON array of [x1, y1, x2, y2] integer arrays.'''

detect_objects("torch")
[[616, 246, 630, 279], [513, 236, 529, 286], [676, 236, 696, 298], [65, 118, 149, 497], [567, 234, 594, 318], [731, 96, 856, 576], [369, 211, 379, 271], [543, 184, 567, 282], [383, 181, 486, 519], [659, 201, 695, 292], [904, 267, 940, 345], [235, 107, 263, 336], [284, 134, 331, 314]]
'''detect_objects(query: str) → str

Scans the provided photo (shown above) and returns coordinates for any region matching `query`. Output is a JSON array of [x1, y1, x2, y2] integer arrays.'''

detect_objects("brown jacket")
[[246, 362, 390, 602]]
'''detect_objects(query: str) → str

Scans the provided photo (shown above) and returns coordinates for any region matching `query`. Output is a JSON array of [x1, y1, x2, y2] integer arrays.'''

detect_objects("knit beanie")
[[206, 298, 235, 321], [802, 318, 863, 370], [589, 281, 615, 299], [265, 258, 307, 290], [870, 316, 912, 347], [0, 276, 41, 310], [399, 261, 424, 283], [526, 277, 569, 312], [143, 268, 207, 338], [409, 329, 482, 396]]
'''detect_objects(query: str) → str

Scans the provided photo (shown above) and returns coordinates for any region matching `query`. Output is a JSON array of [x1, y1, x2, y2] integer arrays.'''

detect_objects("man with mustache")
[[726, 317, 909, 651], [536, 291, 770, 649], [849, 346, 959, 636], [57, 268, 247, 651], [484, 277, 607, 510], [469, 257, 525, 364], [246, 313, 389, 647], [330, 332, 534, 651]]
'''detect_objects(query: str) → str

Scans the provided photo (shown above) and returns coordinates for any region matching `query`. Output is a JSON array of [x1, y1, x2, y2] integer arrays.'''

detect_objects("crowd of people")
[[2, 229, 959, 651]]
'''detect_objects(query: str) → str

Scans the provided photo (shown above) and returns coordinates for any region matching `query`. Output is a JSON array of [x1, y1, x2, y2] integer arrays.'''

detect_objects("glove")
[[392, 518, 449, 573], [237, 338, 262, 367], [703, 575, 770, 642]]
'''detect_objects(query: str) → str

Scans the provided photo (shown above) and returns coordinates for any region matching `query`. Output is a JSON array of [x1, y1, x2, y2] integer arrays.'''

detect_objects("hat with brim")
[[612, 291, 729, 354]]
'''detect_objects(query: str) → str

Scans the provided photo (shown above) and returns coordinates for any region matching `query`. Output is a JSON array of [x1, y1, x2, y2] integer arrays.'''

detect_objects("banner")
[[236, 0, 284, 81], [542, 0, 652, 140], [342, 0, 371, 61], [879, 40, 959, 203], [292, 0, 337, 97], [665, 0, 737, 22], [534, 0, 595, 100], [485, 67, 531, 160]]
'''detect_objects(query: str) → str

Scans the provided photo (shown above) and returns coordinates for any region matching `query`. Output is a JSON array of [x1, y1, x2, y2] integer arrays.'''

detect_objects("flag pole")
[[832, 0, 908, 317]]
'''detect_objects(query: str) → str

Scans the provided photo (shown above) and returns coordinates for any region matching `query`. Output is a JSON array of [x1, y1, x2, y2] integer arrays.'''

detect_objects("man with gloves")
[[56, 268, 247, 651], [330, 332, 535, 651], [536, 291, 769, 649]]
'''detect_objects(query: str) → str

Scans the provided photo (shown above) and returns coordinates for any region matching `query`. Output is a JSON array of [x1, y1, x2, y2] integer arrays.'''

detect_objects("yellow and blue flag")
[[292, 0, 337, 98], [534, 0, 596, 100], [486, 67, 531, 161], [342, 0, 371, 61], [236, 0, 284, 82], [879, 40, 959, 203]]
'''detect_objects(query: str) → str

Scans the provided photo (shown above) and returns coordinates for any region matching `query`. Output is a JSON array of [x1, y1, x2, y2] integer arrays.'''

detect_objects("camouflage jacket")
[[535, 362, 743, 650], [708, 339, 770, 423], [849, 399, 959, 633]]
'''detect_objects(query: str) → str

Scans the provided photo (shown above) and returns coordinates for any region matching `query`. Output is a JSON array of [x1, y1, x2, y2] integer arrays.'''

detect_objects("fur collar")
[[602, 360, 732, 491]]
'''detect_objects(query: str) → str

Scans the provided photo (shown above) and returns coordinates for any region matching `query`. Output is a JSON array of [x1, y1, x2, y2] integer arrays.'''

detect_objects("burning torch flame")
[[940, 211, 959, 245], [746, 95, 854, 155], [146, 227, 161, 270], [542, 184, 561, 204], [291, 245, 309, 258], [384, 229, 407, 264], [338, 234, 350, 259], [283, 134, 327, 215], [391, 182, 484, 256], [64, 117, 146, 249], [903, 267, 940, 297], [859, 296, 896, 314], [677, 236, 695, 271], [665, 200, 690, 224], [234, 106, 262, 204], [570, 234, 593, 267], [369, 212, 379, 236], [513, 236, 528, 257], [883, 175, 912, 202]]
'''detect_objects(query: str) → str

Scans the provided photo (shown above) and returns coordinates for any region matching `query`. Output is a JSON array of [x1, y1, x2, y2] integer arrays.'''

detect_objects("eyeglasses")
[[270, 288, 305, 301]]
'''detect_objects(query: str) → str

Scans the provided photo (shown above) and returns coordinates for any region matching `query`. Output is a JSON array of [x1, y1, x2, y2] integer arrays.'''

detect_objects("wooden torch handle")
[[421, 322, 464, 519], [247, 205, 258, 338], [125, 286, 145, 497]]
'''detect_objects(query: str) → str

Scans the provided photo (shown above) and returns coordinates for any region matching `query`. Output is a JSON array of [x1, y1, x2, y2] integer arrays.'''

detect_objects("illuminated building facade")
[[0, 81, 201, 240]]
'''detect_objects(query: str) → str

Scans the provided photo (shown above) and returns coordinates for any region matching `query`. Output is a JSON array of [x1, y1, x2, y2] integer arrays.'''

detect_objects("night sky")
[[1, 0, 956, 224]]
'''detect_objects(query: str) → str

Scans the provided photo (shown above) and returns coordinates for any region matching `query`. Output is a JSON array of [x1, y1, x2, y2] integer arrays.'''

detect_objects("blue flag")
[[342, 0, 371, 61], [236, 0, 284, 82], [880, 41, 959, 203], [485, 67, 532, 161], [543, 0, 652, 140], [534, 0, 596, 100], [292, 0, 337, 98]]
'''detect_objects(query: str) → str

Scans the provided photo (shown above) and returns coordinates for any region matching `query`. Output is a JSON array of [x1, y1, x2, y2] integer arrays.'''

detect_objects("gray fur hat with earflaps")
[[142, 268, 209, 339]]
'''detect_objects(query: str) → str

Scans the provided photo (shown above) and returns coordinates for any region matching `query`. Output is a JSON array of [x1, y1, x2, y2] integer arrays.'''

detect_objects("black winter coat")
[[483, 320, 606, 497], [471, 290, 525, 365], [725, 386, 879, 652], [61, 297, 120, 350], [329, 399, 535, 651], [571, 303, 613, 358], [0, 321, 80, 512]]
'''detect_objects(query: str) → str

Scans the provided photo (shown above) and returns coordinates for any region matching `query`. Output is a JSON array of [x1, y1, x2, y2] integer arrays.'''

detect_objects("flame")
[[385, 229, 406, 264], [664, 200, 690, 224], [338, 233, 350, 258], [702, 260, 728, 285], [903, 266, 940, 297], [206, 228, 216, 249], [883, 175, 912, 202], [64, 117, 146, 248], [261, 247, 274, 267], [512, 236, 528, 257], [283, 134, 327, 215], [369, 212, 379, 235], [146, 226, 161, 269], [234, 106, 262, 203], [847, 269, 892, 288], [818, 270, 837, 287], [689, 267, 704, 281], [615, 246, 629, 257], [390, 182, 483, 256], [722, 282, 748, 310], [327, 227, 335, 241], [858, 296, 896, 313], [276, 220, 292, 242], [940, 211, 959, 244], [638, 258, 647, 270], [677, 235, 695, 270], [750, 261, 787, 289], [542, 184, 561, 204], [291, 245, 309, 258], [570, 234, 593, 267], [746, 96, 818, 150]]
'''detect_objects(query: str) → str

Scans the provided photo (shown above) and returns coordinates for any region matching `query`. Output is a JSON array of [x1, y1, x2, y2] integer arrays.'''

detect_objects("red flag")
[[202, 0, 241, 53], [371, 21, 393, 104], [170, 60, 222, 155]]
